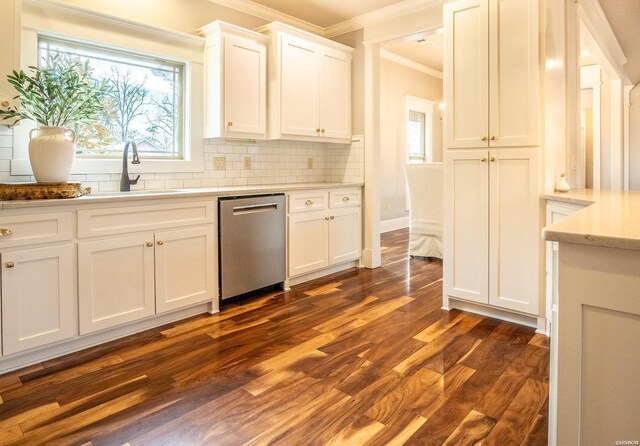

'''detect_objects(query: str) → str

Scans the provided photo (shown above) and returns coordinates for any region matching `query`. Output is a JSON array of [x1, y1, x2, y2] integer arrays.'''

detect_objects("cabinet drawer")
[[288, 192, 328, 213], [78, 201, 215, 238], [330, 189, 361, 208], [0, 212, 73, 248]]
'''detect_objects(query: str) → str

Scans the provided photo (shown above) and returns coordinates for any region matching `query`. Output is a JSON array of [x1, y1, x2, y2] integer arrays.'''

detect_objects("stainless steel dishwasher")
[[218, 193, 286, 301]]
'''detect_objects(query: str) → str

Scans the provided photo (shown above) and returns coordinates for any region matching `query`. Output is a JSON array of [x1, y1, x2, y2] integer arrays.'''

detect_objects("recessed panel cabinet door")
[[280, 33, 319, 137], [319, 50, 351, 140], [444, 150, 489, 304], [444, 0, 489, 148], [288, 210, 328, 277], [155, 227, 215, 313], [224, 35, 266, 136], [1, 245, 76, 355], [488, 148, 539, 314], [329, 207, 361, 265], [489, 0, 539, 147], [79, 234, 155, 334]]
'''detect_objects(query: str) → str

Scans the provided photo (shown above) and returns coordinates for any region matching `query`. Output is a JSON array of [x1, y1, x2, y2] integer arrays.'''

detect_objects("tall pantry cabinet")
[[443, 0, 541, 318]]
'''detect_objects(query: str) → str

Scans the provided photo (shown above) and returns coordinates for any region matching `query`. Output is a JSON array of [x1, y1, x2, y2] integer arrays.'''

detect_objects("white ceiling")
[[382, 32, 443, 72], [236, 0, 406, 28], [598, 0, 640, 84]]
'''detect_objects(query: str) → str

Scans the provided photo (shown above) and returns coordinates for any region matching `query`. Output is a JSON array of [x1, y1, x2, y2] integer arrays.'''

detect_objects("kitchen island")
[[543, 189, 640, 445]]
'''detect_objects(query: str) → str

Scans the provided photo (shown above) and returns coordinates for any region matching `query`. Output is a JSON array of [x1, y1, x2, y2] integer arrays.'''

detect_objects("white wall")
[[628, 84, 640, 189], [379, 58, 443, 223]]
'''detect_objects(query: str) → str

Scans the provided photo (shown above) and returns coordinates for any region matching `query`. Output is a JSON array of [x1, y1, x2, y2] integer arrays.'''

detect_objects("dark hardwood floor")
[[0, 228, 549, 445]]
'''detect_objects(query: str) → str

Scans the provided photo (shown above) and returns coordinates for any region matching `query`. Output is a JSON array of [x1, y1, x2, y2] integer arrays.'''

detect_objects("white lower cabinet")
[[155, 227, 215, 314], [1, 244, 76, 355], [288, 189, 361, 279], [78, 234, 156, 334], [444, 148, 539, 315], [79, 227, 215, 334]]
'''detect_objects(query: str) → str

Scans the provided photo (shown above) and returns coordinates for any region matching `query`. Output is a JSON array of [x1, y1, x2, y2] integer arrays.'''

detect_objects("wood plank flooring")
[[0, 228, 549, 445]]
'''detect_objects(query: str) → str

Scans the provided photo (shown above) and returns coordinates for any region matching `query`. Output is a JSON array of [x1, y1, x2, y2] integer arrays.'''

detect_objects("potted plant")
[[0, 55, 109, 183]]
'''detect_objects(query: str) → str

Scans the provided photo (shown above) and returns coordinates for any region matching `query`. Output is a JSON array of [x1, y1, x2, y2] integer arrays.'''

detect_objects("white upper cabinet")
[[258, 22, 353, 143], [201, 21, 268, 139], [445, 0, 539, 148], [0, 0, 21, 115]]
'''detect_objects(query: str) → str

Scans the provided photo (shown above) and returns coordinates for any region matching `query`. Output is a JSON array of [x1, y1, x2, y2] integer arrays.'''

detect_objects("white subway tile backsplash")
[[0, 135, 364, 189]]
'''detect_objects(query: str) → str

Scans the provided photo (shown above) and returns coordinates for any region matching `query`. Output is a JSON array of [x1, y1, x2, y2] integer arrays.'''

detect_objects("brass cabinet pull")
[[324, 216, 330, 220], [227, 122, 233, 127], [5, 262, 15, 268], [146, 242, 153, 247], [481, 136, 487, 141], [342, 196, 350, 201], [315, 128, 321, 133], [490, 135, 496, 141], [305, 199, 313, 205], [330, 216, 335, 220], [0, 228, 13, 236], [480, 157, 487, 162], [490, 157, 496, 162], [321, 129, 326, 133], [157, 240, 164, 246]]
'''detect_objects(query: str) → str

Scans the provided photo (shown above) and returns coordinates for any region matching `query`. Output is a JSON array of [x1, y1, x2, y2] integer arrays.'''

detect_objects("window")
[[405, 96, 434, 164], [38, 37, 185, 159]]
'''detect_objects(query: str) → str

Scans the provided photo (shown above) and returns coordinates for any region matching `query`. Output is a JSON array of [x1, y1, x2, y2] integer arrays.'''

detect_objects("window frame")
[[11, 9, 204, 176], [404, 95, 434, 164]]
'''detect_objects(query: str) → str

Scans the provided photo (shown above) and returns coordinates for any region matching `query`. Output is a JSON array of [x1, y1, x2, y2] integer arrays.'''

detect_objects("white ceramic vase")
[[28, 126, 77, 183]]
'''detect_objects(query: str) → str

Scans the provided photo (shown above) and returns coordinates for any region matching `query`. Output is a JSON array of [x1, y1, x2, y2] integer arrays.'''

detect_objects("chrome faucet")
[[120, 141, 141, 192]]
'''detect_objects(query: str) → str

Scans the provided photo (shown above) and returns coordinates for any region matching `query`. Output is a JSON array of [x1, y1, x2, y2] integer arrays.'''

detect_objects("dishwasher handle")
[[232, 202, 279, 215]]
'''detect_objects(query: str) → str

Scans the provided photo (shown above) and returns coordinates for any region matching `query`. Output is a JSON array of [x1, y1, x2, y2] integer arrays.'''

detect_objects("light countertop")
[[0, 182, 364, 210], [543, 189, 640, 250]]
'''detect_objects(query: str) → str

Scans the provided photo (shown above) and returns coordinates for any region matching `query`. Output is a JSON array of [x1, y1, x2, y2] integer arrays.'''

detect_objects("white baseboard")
[[289, 260, 360, 286], [380, 216, 409, 233], [447, 297, 538, 329]]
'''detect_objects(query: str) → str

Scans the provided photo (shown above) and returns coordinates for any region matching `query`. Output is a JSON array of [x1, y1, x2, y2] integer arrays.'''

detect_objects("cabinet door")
[[1, 245, 75, 355], [444, 150, 489, 304], [318, 49, 351, 140], [0, 0, 20, 111], [488, 0, 539, 147], [288, 210, 328, 277], [329, 207, 361, 265], [280, 33, 319, 137], [155, 226, 215, 314], [488, 149, 539, 314], [224, 35, 267, 136], [444, 0, 489, 149], [78, 234, 155, 334]]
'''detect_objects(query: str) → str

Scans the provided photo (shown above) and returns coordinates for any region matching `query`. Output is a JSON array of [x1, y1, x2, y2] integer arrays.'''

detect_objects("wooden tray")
[[0, 182, 92, 200]]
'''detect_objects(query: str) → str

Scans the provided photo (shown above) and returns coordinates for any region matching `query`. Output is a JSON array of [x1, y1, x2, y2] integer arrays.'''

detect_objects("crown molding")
[[353, 0, 444, 28], [324, 19, 361, 38], [380, 48, 443, 79], [577, 0, 631, 85], [205, 0, 325, 36]]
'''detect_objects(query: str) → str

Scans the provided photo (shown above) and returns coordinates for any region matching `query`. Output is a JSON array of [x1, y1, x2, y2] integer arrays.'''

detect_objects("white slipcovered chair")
[[404, 162, 443, 259]]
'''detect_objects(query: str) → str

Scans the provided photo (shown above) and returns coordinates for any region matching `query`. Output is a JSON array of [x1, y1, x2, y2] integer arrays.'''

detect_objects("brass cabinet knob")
[[490, 157, 496, 162], [1, 100, 9, 107], [324, 216, 330, 220], [0, 228, 13, 236], [146, 242, 153, 247], [321, 129, 326, 133], [330, 215, 335, 220], [305, 199, 313, 205], [481, 136, 487, 141], [342, 196, 350, 201], [490, 135, 496, 141], [5, 262, 15, 268], [480, 157, 487, 162], [227, 122, 233, 127], [315, 128, 321, 133], [157, 240, 164, 245]]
